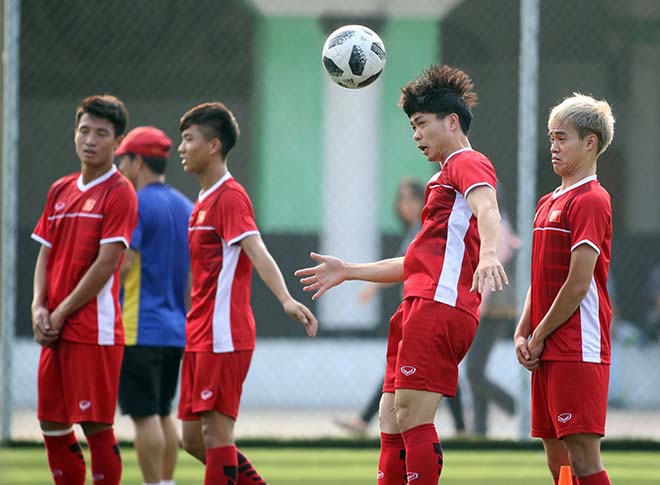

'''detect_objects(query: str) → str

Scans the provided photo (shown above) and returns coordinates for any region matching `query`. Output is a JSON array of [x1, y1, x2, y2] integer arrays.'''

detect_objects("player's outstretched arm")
[[466, 185, 509, 293], [240, 234, 318, 337], [49, 241, 127, 333], [31, 245, 58, 346], [295, 253, 404, 300], [514, 287, 538, 371]]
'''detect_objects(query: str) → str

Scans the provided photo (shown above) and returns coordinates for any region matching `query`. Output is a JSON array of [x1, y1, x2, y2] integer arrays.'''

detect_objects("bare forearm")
[[345, 257, 404, 283], [252, 249, 293, 304], [32, 247, 49, 307], [477, 207, 501, 257], [533, 282, 588, 341], [514, 287, 532, 339], [56, 258, 119, 317]]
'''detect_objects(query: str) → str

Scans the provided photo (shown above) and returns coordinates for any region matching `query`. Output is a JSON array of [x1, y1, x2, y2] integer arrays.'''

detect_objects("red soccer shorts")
[[531, 360, 609, 439], [38, 340, 123, 424], [383, 297, 478, 396], [178, 350, 253, 421]]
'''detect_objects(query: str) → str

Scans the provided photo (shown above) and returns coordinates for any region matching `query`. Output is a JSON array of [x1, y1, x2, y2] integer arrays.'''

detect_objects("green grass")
[[1, 446, 658, 484]]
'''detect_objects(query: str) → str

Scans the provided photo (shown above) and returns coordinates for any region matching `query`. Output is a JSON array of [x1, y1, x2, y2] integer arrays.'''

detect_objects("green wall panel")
[[379, 19, 440, 232], [254, 17, 323, 232]]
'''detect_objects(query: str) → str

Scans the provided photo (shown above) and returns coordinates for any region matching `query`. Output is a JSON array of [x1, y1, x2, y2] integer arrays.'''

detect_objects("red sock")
[[86, 428, 122, 485], [43, 430, 86, 485], [206, 445, 238, 485], [378, 433, 406, 484], [579, 470, 611, 485], [402, 423, 443, 484], [237, 449, 267, 484]]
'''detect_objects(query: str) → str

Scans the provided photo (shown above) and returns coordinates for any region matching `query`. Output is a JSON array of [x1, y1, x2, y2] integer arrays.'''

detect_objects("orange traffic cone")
[[558, 465, 573, 485]]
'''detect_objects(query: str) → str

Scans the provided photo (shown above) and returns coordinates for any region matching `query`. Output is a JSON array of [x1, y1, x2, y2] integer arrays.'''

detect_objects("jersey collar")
[[442, 147, 473, 167], [199, 171, 232, 202], [552, 174, 597, 199], [77, 165, 117, 192]]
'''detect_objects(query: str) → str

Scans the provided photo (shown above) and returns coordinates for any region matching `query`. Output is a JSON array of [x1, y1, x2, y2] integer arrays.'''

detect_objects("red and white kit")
[[32, 166, 137, 423], [530, 175, 613, 438], [179, 172, 259, 419], [385, 148, 497, 395]]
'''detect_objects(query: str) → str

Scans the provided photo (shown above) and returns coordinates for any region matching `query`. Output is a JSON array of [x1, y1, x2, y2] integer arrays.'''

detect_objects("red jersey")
[[531, 175, 612, 364], [403, 148, 497, 321], [187, 173, 259, 353], [32, 166, 138, 345]]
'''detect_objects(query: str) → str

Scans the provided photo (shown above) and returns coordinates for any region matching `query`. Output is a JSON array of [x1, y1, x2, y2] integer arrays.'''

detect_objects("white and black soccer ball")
[[322, 25, 386, 89]]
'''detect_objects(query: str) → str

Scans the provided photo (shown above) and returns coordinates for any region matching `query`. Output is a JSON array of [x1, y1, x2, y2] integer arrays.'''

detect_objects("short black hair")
[[179, 102, 240, 158], [75, 94, 129, 137], [399, 65, 478, 135], [128, 153, 167, 174]]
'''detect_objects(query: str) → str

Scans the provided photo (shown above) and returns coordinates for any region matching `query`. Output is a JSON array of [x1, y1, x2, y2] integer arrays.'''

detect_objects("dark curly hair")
[[399, 65, 478, 134]]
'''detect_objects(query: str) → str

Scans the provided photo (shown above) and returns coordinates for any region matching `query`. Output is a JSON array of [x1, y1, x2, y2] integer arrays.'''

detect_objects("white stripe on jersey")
[[227, 230, 259, 247], [47, 212, 104, 221], [533, 227, 571, 234], [97, 275, 115, 345], [31, 233, 52, 248], [434, 191, 472, 306], [579, 276, 601, 363], [571, 239, 600, 255], [212, 238, 242, 353]]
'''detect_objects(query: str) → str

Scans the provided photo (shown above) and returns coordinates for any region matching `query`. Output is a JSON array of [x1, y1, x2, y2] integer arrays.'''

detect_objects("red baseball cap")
[[115, 126, 172, 158]]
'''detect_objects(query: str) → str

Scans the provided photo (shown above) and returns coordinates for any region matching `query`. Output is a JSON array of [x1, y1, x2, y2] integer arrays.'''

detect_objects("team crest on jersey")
[[82, 199, 96, 211], [196, 211, 207, 224], [54, 201, 66, 211], [79, 400, 92, 411], [548, 210, 562, 223]]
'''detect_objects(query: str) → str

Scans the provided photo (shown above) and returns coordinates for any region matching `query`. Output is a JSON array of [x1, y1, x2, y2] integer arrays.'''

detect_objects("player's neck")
[[196, 160, 228, 192], [137, 171, 165, 191], [560, 160, 597, 189], [80, 160, 114, 185], [438, 137, 471, 167]]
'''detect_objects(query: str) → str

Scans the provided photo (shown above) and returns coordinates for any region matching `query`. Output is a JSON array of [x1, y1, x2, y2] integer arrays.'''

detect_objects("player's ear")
[[586, 132, 598, 152], [210, 137, 222, 157], [113, 134, 125, 151]]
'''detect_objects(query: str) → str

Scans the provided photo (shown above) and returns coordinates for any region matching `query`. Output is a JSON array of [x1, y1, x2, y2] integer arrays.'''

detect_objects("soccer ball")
[[321, 25, 386, 89]]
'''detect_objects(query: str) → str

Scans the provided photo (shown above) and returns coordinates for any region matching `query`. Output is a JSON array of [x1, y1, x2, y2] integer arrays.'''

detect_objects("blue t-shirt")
[[122, 183, 193, 347]]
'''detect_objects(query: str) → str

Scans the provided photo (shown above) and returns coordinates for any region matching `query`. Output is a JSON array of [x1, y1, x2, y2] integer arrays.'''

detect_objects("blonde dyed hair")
[[548, 93, 615, 156]]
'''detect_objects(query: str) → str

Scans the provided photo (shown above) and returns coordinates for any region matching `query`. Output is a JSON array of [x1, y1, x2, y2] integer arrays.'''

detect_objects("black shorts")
[[118, 345, 184, 417]]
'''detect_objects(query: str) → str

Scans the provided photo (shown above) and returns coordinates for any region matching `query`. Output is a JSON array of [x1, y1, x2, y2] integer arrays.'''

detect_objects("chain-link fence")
[[1, 0, 659, 442]]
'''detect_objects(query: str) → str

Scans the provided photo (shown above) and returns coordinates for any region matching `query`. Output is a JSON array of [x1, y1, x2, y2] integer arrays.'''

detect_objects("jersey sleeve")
[[217, 188, 259, 246], [101, 181, 138, 247], [31, 186, 55, 247], [450, 153, 498, 197], [567, 192, 611, 254]]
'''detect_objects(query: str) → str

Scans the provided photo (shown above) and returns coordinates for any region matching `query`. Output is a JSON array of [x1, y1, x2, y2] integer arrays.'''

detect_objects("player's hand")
[[514, 335, 540, 371], [283, 298, 318, 337], [31, 304, 58, 347], [295, 252, 348, 300], [471, 253, 508, 293], [528, 333, 545, 363], [49, 308, 67, 334]]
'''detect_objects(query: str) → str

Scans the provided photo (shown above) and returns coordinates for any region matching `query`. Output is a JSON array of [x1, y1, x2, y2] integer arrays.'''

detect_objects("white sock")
[[161, 481, 175, 485], [142, 482, 160, 485]]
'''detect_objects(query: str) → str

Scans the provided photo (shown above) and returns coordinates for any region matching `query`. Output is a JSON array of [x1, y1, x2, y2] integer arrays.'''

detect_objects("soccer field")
[[1, 447, 658, 484]]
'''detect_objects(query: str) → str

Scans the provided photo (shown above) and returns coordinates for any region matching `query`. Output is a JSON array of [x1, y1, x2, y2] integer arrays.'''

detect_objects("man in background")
[[117, 126, 193, 485]]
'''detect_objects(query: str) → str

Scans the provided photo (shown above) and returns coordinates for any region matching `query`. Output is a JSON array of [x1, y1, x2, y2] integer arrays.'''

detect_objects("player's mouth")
[[82, 149, 97, 157], [418, 145, 428, 155]]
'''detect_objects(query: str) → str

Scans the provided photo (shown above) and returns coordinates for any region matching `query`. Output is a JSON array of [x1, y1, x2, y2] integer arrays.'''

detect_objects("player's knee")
[[394, 399, 415, 431], [181, 438, 205, 463]]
